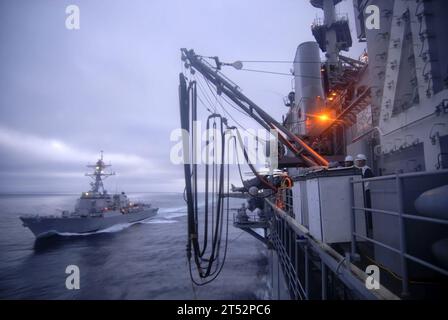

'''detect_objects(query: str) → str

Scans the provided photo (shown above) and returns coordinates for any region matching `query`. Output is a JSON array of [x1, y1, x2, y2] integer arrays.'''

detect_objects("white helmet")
[[356, 154, 367, 161], [248, 186, 259, 196], [345, 155, 354, 162]]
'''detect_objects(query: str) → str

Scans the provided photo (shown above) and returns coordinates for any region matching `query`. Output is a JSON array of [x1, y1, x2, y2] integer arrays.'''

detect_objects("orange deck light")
[[318, 113, 330, 122]]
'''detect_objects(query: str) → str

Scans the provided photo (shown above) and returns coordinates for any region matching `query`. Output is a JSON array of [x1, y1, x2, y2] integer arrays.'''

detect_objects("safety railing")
[[349, 170, 448, 296], [276, 189, 295, 219], [266, 200, 397, 300], [271, 215, 307, 300], [232, 208, 269, 228]]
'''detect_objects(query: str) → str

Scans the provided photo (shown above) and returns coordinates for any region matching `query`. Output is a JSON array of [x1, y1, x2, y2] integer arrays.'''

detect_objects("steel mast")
[[85, 151, 115, 194]]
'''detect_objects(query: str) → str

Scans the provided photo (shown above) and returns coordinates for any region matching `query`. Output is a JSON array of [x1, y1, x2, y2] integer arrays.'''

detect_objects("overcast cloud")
[[0, 0, 364, 193]]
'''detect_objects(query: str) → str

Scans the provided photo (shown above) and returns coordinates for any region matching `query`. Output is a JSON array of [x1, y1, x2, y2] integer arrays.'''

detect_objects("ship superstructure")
[[286, 0, 448, 175], [20, 152, 158, 238], [178, 0, 448, 300], [274, 0, 448, 299]]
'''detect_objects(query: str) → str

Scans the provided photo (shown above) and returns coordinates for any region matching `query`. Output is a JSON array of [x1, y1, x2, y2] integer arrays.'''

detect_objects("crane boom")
[[181, 48, 329, 167]]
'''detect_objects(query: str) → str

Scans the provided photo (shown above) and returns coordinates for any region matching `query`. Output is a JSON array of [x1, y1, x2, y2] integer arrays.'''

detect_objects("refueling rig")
[[179, 0, 448, 300]]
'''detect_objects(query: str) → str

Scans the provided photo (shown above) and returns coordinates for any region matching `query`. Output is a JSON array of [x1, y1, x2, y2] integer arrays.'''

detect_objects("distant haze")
[[0, 0, 364, 193]]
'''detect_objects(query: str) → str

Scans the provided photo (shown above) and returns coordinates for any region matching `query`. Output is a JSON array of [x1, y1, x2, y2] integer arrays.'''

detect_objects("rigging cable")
[[198, 72, 319, 168], [182, 72, 279, 286], [200, 73, 268, 143], [229, 127, 276, 199], [187, 118, 232, 286], [197, 54, 323, 79], [199, 73, 279, 193], [183, 102, 230, 284], [238, 68, 323, 80]]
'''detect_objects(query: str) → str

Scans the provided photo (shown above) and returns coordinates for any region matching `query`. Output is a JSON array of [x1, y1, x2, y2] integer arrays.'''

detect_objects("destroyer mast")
[[85, 151, 115, 194]]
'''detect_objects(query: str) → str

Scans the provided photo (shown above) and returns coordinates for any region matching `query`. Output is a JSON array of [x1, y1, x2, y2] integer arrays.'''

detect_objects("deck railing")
[[350, 170, 448, 296]]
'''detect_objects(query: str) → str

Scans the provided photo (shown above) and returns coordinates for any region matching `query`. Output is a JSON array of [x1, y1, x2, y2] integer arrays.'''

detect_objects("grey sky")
[[0, 0, 364, 193]]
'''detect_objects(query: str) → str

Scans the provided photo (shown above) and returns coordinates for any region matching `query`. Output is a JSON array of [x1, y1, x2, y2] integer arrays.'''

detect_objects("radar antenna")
[[85, 151, 115, 194]]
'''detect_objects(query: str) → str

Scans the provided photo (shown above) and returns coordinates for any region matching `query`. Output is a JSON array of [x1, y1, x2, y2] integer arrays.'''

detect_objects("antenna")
[[85, 151, 115, 194]]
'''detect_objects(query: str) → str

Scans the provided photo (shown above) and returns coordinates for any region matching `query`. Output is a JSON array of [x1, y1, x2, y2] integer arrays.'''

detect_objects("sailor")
[[344, 155, 354, 167], [248, 196, 264, 214], [355, 154, 374, 180], [236, 203, 249, 223], [355, 154, 374, 235]]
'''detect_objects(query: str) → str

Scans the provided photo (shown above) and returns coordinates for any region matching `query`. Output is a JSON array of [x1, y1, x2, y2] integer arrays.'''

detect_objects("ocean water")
[[0, 193, 270, 299]]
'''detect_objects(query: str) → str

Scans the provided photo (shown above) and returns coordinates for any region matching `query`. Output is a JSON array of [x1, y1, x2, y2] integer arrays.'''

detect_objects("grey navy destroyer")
[[20, 152, 158, 238]]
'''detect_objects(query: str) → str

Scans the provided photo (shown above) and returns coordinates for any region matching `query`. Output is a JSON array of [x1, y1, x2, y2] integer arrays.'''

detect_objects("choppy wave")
[[53, 213, 182, 237], [161, 212, 187, 219], [1, 193, 267, 299], [55, 220, 144, 237], [158, 205, 187, 214], [143, 218, 178, 224]]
